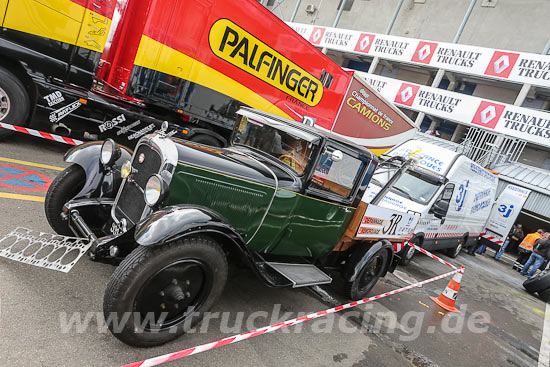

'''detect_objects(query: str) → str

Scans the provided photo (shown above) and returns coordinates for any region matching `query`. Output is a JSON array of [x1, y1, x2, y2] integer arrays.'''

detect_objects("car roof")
[[237, 107, 377, 161]]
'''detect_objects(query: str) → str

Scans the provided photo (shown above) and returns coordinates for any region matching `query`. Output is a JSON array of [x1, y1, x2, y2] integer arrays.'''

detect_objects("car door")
[[269, 143, 369, 258], [423, 183, 455, 250]]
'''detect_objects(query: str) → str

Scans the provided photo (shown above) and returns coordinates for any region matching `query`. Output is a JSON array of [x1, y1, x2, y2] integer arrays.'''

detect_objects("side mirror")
[[431, 200, 449, 219], [331, 150, 343, 162]]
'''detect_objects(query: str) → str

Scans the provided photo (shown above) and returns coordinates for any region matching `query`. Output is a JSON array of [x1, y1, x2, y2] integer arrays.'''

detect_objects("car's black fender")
[[64, 141, 132, 198], [343, 239, 394, 282], [135, 205, 245, 247]]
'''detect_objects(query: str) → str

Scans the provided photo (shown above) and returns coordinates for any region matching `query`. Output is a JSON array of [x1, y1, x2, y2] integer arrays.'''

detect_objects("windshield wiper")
[[371, 178, 383, 186], [391, 186, 415, 202]]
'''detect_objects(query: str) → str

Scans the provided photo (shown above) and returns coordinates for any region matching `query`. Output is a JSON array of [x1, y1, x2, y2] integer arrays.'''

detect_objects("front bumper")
[[64, 198, 133, 260]]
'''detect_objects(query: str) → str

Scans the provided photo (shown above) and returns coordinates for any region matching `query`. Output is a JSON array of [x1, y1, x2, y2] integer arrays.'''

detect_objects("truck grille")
[[114, 144, 162, 225]]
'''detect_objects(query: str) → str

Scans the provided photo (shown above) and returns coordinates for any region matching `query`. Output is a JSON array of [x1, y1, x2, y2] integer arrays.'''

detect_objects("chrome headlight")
[[120, 160, 132, 179], [144, 174, 166, 207], [100, 139, 120, 167]]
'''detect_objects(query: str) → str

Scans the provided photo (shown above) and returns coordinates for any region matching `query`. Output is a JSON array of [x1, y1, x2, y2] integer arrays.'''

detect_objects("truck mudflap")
[[0, 227, 92, 273]]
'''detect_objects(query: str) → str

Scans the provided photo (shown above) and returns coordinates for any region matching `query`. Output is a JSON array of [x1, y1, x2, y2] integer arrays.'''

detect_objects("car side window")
[[310, 146, 364, 199]]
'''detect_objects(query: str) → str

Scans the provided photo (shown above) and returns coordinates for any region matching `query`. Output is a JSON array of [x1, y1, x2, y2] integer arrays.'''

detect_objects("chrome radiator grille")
[[113, 144, 162, 225]]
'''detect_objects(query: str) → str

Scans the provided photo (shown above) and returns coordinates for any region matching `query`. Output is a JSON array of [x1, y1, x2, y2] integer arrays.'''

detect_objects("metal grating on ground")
[[0, 227, 91, 273]]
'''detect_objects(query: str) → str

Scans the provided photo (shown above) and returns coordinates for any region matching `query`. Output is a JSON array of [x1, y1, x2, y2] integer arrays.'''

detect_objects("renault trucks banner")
[[288, 22, 550, 89], [352, 71, 550, 148], [485, 184, 531, 244]]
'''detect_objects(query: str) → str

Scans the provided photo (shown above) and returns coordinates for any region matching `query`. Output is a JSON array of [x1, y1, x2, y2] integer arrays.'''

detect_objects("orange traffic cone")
[[430, 266, 465, 313]]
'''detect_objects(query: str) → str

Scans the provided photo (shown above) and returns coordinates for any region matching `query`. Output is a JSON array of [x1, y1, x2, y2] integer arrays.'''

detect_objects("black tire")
[[103, 236, 228, 347], [44, 164, 86, 236], [0, 66, 30, 139], [539, 288, 550, 303], [446, 236, 467, 258], [190, 134, 221, 147], [398, 240, 417, 266], [345, 247, 390, 300], [524, 272, 550, 294]]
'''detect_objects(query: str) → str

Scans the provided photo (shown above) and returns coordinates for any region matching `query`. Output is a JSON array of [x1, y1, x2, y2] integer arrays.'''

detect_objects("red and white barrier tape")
[[479, 233, 503, 245], [122, 267, 462, 367], [404, 240, 458, 270], [0, 122, 84, 146]]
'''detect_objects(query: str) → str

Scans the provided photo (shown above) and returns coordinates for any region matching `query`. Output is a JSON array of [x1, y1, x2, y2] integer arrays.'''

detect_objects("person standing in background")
[[513, 229, 544, 271], [495, 223, 524, 260], [520, 233, 550, 278]]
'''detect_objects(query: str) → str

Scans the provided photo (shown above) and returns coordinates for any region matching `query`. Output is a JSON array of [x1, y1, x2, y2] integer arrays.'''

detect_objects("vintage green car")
[[43, 108, 413, 347]]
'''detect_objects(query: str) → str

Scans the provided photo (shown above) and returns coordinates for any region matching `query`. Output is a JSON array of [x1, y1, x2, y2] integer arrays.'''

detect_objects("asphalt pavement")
[[0, 133, 547, 367]]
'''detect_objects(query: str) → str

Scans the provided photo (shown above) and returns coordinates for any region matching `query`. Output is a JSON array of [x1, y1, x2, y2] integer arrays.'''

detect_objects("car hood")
[[173, 140, 302, 190]]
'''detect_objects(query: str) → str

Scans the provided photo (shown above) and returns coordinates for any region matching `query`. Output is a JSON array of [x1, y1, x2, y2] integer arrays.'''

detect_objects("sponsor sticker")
[[209, 19, 323, 107], [372, 37, 410, 57], [434, 46, 482, 69], [500, 109, 550, 140], [354, 33, 376, 54], [471, 100, 506, 129], [516, 56, 550, 81], [309, 26, 326, 45], [49, 100, 82, 123], [98, 114, 127, 133], [411, 41, 438, 64], [128, 123, 155, 140], [117, 120, 141, 136], [484, 51, 520, 78], [43, 91, 65, 107], [394, 83, 420, 107], [357, 205, 419, 240]]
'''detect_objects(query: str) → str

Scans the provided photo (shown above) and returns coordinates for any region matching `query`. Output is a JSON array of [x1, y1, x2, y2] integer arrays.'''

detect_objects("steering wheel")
[[279, 154, 305, 172]]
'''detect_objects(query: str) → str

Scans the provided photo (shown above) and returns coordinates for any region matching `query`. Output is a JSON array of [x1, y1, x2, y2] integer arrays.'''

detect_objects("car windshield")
[[372, 167, 441, 204], [232, 115, 316, 175]]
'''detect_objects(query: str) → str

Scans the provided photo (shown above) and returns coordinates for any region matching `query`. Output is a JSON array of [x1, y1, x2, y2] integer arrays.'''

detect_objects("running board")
[[0, 227, 91, 273], [265, 262, 332, 288]]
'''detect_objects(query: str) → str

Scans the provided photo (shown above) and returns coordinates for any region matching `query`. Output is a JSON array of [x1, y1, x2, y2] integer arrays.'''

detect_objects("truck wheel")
[[345, 248, 389, 300], [190, 134, 221, 147], [103, 236, 228, 347], [399, 240, 417, 266], [0, 66, 30, 139], [446, 236, 466, 258], [539, 288, 550, 303], [44, 164, 85, 236], [524, 272, 550, 294]]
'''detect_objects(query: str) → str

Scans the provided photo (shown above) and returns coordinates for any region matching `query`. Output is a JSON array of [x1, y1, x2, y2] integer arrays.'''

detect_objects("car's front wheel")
[[44, 164, 86, 235], [103, 236, 228, 347]]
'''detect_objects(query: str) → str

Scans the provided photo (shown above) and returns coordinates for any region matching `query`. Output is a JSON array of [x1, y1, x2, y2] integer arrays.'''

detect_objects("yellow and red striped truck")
[[0, 0, 415, 150]]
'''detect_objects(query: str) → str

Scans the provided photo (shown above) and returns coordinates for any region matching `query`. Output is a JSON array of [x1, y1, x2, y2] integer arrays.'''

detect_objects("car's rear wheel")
[[0, 66, 30, 139], [345, 247, 389, 300], [44, 164, 86, 236], [103, 236, 228, 347]]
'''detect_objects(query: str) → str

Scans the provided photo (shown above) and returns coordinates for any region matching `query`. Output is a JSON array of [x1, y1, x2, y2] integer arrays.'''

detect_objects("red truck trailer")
[[0, 0, 415, 151]]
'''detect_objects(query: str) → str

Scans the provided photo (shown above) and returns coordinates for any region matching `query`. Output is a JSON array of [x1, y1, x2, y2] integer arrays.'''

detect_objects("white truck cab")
[[363, 139, 498, 265]]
